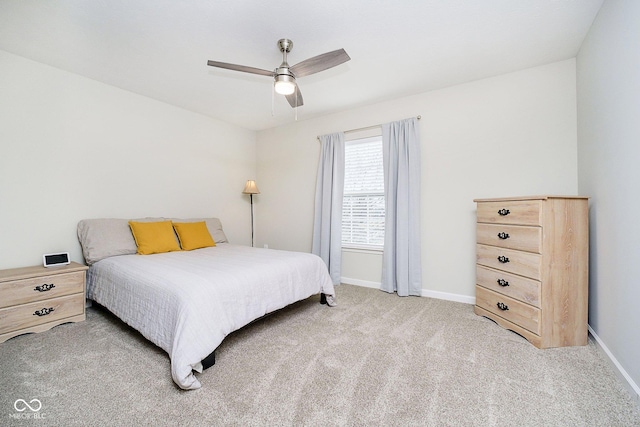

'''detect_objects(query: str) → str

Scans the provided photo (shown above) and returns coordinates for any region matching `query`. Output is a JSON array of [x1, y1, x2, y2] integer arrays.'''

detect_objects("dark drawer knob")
[[497, 279, 509, 287], [496, 302, 509, 311], [497, 256, 510, 263], [498, 209, 510, 216], [497, 232, 510, 240], [33, 307, 55, 317], [34, 283, 55, 292]]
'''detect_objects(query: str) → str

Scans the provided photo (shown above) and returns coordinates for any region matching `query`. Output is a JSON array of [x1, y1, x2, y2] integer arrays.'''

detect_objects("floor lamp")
[[242, 180, 260, 247]]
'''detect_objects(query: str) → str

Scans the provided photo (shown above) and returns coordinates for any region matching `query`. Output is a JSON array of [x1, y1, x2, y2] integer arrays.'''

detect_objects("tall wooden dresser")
[[474, 196, 589, 348], [0, 262, 88, 343]]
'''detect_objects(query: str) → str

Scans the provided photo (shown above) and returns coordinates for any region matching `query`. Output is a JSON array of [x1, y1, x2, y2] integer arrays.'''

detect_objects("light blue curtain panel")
[[312, 132, 345, 285], [381, 118, 422, 296]]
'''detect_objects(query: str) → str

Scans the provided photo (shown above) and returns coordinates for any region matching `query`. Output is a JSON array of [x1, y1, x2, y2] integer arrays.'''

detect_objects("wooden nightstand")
[[0, 262, 88, 343]]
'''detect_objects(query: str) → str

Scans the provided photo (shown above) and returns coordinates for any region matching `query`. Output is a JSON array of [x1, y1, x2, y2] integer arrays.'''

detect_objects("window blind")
[[342, 137, 385, 248]]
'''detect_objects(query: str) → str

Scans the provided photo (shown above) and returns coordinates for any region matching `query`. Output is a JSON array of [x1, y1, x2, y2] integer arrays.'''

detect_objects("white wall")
[[0, 50, 256, 270], [256, 59, 579, 300], [576, 0, 640, 399]]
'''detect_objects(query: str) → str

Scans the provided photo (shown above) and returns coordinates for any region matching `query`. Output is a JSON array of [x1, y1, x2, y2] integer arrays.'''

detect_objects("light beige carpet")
[[1, 284, 639, 426]]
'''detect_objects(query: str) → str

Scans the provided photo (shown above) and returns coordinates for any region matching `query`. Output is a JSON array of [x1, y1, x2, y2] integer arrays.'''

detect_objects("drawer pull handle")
[[33, 307, 55, 317], [34, 283, 56, 292], [498, 209, 510, 216], [497, 279, 509, 287], [497, 232, 510, 240], [496, 302, 509, 311], [497, 256, 510, 263]]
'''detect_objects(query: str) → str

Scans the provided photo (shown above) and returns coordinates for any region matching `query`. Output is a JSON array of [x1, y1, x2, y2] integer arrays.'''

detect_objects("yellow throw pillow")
[[172, 221, 216, 251], [128, 220, 181, 255]]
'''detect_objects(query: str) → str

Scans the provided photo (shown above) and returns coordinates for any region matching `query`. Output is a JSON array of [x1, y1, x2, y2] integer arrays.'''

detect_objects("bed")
[[77, 217, 335, 390]]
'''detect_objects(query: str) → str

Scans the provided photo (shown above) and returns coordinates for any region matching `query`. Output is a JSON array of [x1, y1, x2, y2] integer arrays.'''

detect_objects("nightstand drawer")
[[0, 271, 85, 309], [476, 244, 542, 280], [0, 293, 84, 335], [476, 265, 540, 308], [476, 200, 542, 226], [476, 223, 542, 254], [475, 286, 540, 335]]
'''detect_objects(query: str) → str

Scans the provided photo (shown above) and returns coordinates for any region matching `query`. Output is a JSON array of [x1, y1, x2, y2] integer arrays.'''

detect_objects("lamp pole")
[[249, 193, 255, 247]]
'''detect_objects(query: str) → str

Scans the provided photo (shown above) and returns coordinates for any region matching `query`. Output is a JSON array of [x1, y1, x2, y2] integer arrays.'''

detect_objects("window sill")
[[342, 246, 383, 254]]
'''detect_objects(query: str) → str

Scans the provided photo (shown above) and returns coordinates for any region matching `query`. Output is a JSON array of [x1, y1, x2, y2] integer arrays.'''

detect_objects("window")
[[342, 135, 385, 249]]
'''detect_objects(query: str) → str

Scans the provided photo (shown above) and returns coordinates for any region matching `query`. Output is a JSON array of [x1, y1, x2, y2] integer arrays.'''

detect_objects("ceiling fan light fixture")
[[274, 74, 296, 95], [208, 38, 350, 109]]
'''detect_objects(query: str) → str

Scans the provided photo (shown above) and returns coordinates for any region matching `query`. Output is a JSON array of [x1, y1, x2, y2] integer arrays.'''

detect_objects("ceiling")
[[0, 0, 603, 131]]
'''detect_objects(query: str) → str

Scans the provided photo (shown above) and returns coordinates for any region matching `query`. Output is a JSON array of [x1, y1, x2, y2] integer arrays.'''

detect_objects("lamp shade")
[[242, 180, 260, 195]]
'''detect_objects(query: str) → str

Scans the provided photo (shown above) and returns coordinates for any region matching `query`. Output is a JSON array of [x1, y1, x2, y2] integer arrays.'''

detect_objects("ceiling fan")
[[207, 39, 350, 108]]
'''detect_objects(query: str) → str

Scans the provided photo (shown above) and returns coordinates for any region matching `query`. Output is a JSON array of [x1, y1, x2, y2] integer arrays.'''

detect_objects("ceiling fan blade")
[[285, 86, 304, 108], [289, 49, 350, 78], [207, 60, 273, 77]]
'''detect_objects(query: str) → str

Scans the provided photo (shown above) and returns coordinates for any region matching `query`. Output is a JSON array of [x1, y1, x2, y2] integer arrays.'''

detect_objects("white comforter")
[[86, 244, 335, 389]]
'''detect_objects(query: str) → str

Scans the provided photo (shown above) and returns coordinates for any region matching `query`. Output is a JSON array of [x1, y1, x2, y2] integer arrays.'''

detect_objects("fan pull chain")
[[294, 86, 298, 121], [271, 84, 275, 116]]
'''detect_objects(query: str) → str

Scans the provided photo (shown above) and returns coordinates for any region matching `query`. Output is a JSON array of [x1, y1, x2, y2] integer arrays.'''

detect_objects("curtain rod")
[[317, 115, 421, 141]]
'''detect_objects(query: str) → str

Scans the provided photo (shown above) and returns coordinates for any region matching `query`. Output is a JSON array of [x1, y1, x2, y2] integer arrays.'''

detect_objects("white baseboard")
[[340, 277, 381, 289], [421, 289, 475, 305], [340, 277, 475, 305], [588, 326, 640, 405]]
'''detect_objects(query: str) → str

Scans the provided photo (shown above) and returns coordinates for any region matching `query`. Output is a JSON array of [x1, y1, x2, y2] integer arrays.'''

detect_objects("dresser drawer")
[[0, 293, 84, 335], [476, 223, 542, 253], [477, 200, 542, 226], [0, 271, 85, 309], [475, 286, 540, 335], [476, 265, 540, 308], [476, 244, 541, 280]]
